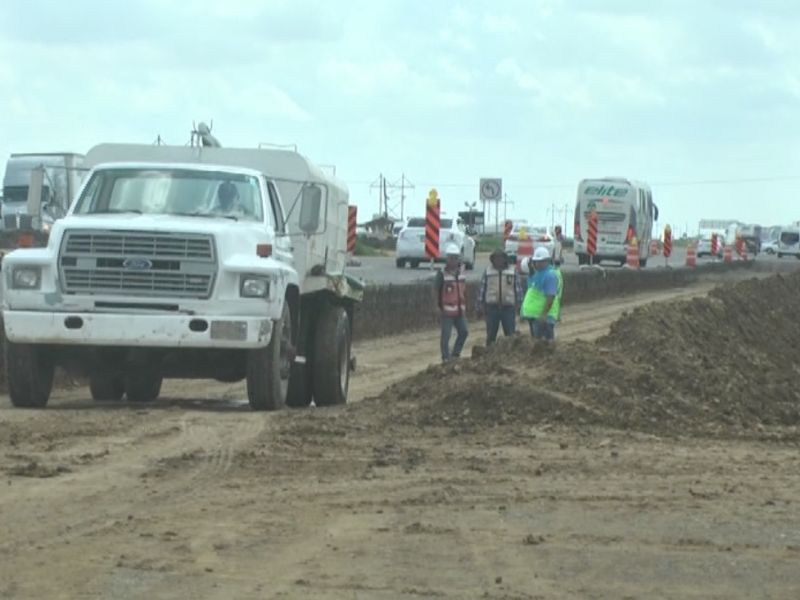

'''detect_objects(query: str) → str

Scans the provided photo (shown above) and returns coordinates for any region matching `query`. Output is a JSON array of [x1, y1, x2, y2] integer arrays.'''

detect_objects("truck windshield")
[[2, 186, 29, 203], [73, 168, 265, 221]]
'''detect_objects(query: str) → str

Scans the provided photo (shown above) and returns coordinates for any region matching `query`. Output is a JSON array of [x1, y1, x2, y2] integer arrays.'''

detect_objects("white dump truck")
[[1, 125, 364, 411]]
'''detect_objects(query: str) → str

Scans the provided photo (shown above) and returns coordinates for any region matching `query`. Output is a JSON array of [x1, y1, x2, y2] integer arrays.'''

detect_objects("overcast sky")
[[1, 0, 799, 234]]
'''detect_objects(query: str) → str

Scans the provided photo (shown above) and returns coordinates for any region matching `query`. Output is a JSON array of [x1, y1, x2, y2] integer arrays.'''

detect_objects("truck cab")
[[1, 132, 363, 411]]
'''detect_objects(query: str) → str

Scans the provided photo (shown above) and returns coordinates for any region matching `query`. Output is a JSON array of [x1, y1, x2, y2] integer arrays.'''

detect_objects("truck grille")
[[59, 230, 217, 299]]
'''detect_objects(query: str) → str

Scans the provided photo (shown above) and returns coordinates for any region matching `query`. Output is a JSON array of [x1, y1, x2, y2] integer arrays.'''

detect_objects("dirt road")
[[2, 274, 799, 599]]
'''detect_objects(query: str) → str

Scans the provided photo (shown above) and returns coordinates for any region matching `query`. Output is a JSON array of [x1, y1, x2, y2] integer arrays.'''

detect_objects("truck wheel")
[[5, 339, 55, 408], [640, 257, 648, 268], [395, 258, 406, 268], [90, 374, 125, 401], [312, 305, 351, 407], [247, 300, 291, 411], [124, 374, 163, 403]]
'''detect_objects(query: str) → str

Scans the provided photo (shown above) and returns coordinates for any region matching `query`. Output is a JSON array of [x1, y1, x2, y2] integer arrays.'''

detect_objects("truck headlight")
[[240, 276, 270, 298], [11, 267, 41, 290]]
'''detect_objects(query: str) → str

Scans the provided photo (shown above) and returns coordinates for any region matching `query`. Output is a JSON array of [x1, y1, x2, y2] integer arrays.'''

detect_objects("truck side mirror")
[[298, 184, 323, 233], [26, 166, 47, 218]]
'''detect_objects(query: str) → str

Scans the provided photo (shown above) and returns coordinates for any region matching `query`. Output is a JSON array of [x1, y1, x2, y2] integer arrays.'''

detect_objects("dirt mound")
[[371, 273, 800, 439]]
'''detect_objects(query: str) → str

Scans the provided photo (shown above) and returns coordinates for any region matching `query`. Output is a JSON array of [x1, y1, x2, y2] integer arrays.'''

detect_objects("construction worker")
[[475, 248, 523, 345], [433, 243, 469, 362], [553, 225, 564, 263], [521, 246, 562, 346]]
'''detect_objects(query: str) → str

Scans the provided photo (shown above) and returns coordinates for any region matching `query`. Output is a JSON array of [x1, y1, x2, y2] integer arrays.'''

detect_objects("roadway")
[[346, 248, 780, 285]]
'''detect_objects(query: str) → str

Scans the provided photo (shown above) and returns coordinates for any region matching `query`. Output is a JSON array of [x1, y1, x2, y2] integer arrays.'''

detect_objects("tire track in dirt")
[[0, 273, 771, 599]]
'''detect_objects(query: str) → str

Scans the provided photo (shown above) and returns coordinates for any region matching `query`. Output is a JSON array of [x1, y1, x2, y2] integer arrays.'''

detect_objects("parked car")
[[504, 223, 556, 263], [395, 216, 476, 269], [696, 235, 724, 259], [761, 239, 778, 254]]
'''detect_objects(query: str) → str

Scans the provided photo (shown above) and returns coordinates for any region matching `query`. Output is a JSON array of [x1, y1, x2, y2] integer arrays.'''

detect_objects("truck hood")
[[55, 213, 261, 235], [48, 213, 271, 258]]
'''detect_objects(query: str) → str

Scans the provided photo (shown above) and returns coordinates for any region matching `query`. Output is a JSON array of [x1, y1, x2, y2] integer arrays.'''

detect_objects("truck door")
[[265, 180, 293, 265]]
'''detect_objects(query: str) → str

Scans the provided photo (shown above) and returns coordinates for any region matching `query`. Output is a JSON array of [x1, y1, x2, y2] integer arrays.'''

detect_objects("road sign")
[[479, 178, 502, 202]]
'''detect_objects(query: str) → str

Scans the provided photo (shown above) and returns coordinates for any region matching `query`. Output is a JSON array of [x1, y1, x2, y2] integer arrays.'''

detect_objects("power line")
[[348, 174, 800, 190]]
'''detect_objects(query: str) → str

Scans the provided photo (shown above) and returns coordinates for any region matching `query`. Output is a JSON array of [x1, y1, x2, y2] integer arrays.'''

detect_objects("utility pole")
[[503, 193, 515, 225], [369, 173, 386, 218], [370, 173, 414, 222], [391, 174, 414, 221]]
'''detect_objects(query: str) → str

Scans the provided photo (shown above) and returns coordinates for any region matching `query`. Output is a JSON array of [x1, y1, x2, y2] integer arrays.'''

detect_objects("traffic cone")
[[685, 242, 697, 267], [625, 237, 640, 269], [723, 244, 733, 263], [649, 239, 659, 256]]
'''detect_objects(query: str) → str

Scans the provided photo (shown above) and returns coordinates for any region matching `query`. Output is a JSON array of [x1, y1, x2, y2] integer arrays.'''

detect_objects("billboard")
[[698, 219, 737, 230]]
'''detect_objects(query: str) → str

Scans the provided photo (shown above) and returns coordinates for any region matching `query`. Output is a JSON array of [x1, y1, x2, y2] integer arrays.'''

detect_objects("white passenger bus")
[[573, 177, 659, 267]]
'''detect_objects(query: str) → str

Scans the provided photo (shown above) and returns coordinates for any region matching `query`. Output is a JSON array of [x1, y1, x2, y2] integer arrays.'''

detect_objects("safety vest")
[[439, 267, 467, 317], [483, 267, 518, 306], [521, 267, 562, 319]]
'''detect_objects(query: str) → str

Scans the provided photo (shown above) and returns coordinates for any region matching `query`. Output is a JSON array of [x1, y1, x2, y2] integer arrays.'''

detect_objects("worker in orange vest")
[[432, 243, 469, 362]]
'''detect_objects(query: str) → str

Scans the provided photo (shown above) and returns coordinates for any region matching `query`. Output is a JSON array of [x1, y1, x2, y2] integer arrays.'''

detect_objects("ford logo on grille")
[[123, 258, 153, 271]]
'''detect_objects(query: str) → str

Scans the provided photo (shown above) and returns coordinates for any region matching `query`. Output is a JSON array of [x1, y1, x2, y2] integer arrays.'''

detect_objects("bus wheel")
[[640, 258, 648, 268]]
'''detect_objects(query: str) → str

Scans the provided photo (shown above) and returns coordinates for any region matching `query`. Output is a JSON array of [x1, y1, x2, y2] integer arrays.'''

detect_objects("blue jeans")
[[441, 315, 469, 361], [485, 304, 516, 345], [529, 318, 555, 340]]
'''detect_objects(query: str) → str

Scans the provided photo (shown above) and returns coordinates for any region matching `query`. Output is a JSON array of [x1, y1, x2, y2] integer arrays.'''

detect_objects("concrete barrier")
[[352, 261, 755, 342]]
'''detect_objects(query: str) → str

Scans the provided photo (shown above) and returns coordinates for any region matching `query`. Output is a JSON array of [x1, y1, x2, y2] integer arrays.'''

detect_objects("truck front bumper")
[[3, 311, 274, 349]]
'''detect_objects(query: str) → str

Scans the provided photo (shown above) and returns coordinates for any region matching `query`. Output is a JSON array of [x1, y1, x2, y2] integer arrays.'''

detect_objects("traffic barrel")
[[625, 236, 640, 268], [685, 241, 697, 267]]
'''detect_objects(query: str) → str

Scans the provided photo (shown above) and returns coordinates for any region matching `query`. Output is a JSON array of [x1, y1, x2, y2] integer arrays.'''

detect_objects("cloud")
[[1, 0, 800, 229]]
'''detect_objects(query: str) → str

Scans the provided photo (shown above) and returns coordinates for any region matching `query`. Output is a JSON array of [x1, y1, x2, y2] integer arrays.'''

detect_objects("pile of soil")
[[374, 272, 800, 439]]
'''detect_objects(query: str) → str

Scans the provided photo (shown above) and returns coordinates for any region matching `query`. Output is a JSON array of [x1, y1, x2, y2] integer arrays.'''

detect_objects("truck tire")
[[246, 300, 291, 411], [287, 309, 313, 409], [90, 374, 125, 401], [312, 305, 351, 407], [5, 339, 55, 408], [124, 374, 163, 403]]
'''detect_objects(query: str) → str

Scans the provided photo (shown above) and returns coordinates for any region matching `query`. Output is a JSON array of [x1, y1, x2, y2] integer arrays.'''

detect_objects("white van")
[[777, 226, 800, 259]]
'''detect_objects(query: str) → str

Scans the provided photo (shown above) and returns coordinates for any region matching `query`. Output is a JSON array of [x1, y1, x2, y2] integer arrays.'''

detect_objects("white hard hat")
[[444, 243, 461, 256], [532, 246, 551, 261]]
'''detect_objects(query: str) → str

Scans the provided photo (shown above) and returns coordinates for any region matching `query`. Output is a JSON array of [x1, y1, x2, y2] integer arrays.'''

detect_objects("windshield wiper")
[[91, 209, 142, 214], [171, 211, 238, 221]]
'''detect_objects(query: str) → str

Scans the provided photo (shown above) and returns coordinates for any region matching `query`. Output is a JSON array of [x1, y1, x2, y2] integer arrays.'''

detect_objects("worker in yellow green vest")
[[521, 246, 562, 346]]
